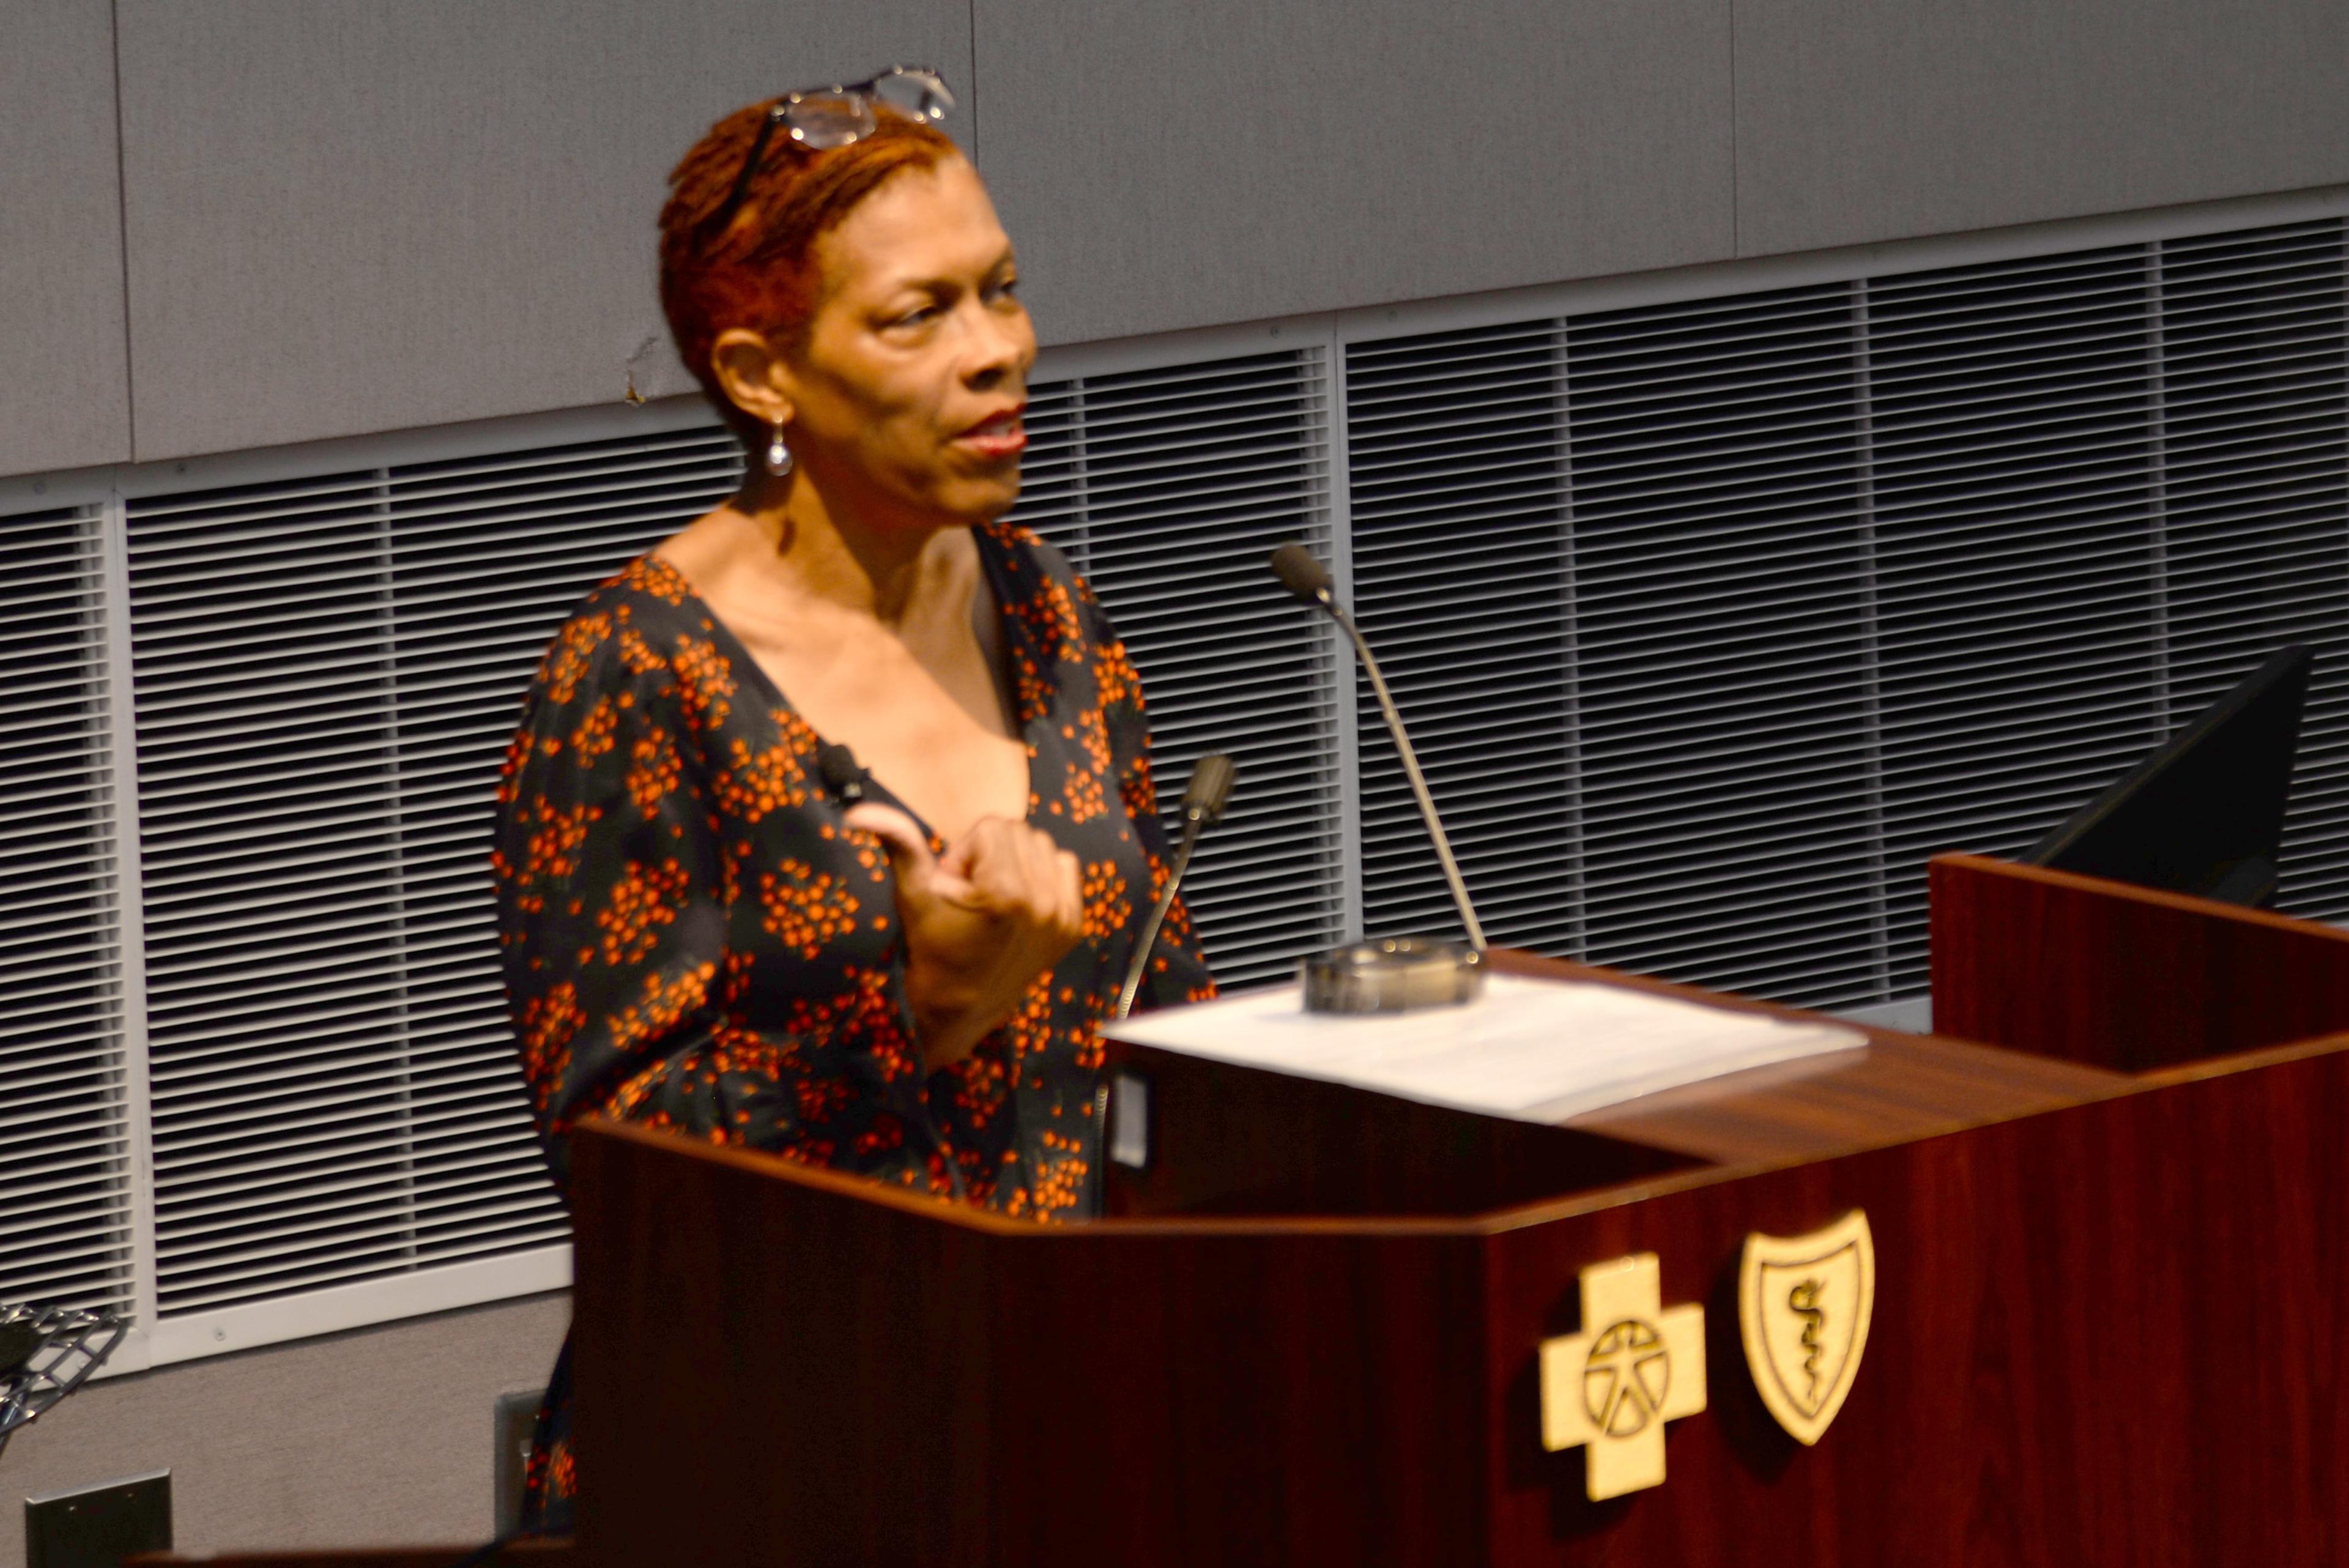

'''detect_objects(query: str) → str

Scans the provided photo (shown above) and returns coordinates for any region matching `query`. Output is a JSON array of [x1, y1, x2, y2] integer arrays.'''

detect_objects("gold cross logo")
[[1538, 1253, 1707, 1500]]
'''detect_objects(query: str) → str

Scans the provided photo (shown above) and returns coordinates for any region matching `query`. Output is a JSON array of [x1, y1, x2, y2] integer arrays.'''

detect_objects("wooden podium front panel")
[[982, 1223, 1494, 1566], [570, 1123, 1502, 1568], [568, 1126, 993, 1567], [563, 908, 2349, 1567], [1931, 852, 2349, 1071], [1475, 1033, 2349, 1566], [571, 1028, 2349, 1567]]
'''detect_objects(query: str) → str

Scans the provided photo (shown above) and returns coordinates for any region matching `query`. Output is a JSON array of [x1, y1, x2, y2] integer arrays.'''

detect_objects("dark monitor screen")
[[2021, 645, 2312, 908]]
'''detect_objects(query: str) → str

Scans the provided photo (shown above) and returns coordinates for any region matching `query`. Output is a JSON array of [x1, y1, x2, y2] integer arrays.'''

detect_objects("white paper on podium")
[[1100, 974, 1866, 1124]]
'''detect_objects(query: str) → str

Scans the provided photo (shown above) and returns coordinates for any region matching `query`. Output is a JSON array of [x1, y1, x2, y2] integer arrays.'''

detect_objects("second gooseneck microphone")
[[1269, 541, 1486, 953], [1114, 752, 1236, 1020]]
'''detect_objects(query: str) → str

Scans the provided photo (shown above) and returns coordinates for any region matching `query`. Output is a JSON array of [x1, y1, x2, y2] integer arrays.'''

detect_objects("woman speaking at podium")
[[488, 69, 1213, 1533]]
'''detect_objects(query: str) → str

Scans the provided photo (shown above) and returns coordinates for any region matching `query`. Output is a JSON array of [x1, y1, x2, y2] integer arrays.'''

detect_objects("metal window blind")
[[124, 428, 739, 1315], [1013, 350, 1351, 987], [0, 507, 135, 1321], [1346, 217, 2349, 1008]]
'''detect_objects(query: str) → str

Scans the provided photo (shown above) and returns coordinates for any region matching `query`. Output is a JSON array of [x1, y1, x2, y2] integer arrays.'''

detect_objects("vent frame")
[[0, 187, 2345, 1365]]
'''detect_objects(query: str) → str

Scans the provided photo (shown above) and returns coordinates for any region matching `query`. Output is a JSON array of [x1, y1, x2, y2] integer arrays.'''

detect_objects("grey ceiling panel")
[[1734, 0, 2349, 259], [115, 1, 971, 461], [974, 0, 1735, 347], [0, 0, 133, 477]]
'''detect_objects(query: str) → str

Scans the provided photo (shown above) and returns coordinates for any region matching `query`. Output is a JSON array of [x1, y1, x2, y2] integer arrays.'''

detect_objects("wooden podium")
[[140, 854, 2349, 1566]]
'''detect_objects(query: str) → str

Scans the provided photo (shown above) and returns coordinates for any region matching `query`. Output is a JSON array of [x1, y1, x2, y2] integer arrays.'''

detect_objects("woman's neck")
[[732, 467, 970, 631]]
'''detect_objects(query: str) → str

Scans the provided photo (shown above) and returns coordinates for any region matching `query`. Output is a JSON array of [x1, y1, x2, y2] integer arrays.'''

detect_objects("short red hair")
[[658, 100, 960, 439]]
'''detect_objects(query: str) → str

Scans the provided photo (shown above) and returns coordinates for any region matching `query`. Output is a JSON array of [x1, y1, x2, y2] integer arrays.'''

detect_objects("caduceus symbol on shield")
[[1739, 1209, 1876, 1447]]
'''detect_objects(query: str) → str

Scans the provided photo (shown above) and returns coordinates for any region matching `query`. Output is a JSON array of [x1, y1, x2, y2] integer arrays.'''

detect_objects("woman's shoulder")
[[980, 521, 1115, 666], [529, 552, 734, 713], [978, 520, 1079, 592], [980, 520, 1118, 628], [565, 551, 711, 631]]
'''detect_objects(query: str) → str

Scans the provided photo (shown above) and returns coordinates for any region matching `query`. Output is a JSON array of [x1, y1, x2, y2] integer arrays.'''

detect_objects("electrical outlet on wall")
[[24, 1470, 170, 1568], [493, 1388, 544, 1535]]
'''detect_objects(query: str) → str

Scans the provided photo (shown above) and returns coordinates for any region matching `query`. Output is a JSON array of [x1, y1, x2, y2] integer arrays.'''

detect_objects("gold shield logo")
[[1738, 1209, 1874, 1446]]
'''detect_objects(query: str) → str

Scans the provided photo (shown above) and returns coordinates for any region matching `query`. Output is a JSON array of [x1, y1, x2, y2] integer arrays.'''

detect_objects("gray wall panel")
[[1735, 0, 2349, 258], [116, 2, 970, 461], [0, 1294, 569, 1567], [974, 0, 1735, 346], [0, 0, 132, 476]]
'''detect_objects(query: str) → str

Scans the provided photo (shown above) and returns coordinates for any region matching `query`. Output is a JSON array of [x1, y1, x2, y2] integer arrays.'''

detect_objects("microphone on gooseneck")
[[1269, 541, 1486, 952], [815, 741, 867, 803], [1114, 752, 1237, 1020]]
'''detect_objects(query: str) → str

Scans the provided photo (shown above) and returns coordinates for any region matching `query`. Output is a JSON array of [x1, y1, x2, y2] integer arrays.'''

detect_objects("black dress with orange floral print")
[[491, 522, 1214, 1531]]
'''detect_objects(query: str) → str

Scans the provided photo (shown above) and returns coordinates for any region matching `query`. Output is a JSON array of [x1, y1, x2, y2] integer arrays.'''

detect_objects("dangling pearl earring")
[[765, 420, 793, 478]]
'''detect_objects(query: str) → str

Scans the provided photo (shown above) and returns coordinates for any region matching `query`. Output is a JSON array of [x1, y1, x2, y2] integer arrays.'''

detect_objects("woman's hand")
[[844, 804, 1084, 1070]]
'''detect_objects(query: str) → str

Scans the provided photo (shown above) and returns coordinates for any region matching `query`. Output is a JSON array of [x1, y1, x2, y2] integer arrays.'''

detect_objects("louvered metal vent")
[[124, 428, 738, 1317], [1346, 323, 1582, 960], [4, 201, 2347, 1360], [1014, 351, 1349, 987], [1346, 217, 2349, 1008], [0, 507, 135, 1323]]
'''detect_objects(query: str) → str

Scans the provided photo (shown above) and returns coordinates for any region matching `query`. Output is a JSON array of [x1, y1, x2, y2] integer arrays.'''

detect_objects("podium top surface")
[[1535, 949, 2127, 1167]]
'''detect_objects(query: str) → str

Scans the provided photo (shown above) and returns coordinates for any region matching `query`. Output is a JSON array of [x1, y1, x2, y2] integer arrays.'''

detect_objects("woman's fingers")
[[937, 822, 983, 883], [859, 810, 1086, 961], [950, 817, 1087, 938], [841, 802, 930, 865], [952, 817, 1022, 906], [957, 818, 1043, 905], [878, 814, 1093, 1071], [1056, 848, 1083, 938], [844, 803, 977, 905]]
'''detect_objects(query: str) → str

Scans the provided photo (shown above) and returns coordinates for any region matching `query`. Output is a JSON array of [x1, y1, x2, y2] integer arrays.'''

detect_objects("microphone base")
[[1300, 937, 1485, 1014]]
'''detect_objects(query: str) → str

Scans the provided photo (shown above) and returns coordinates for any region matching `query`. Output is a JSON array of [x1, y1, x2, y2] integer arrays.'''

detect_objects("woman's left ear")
[[710, 327, 797, 433]]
